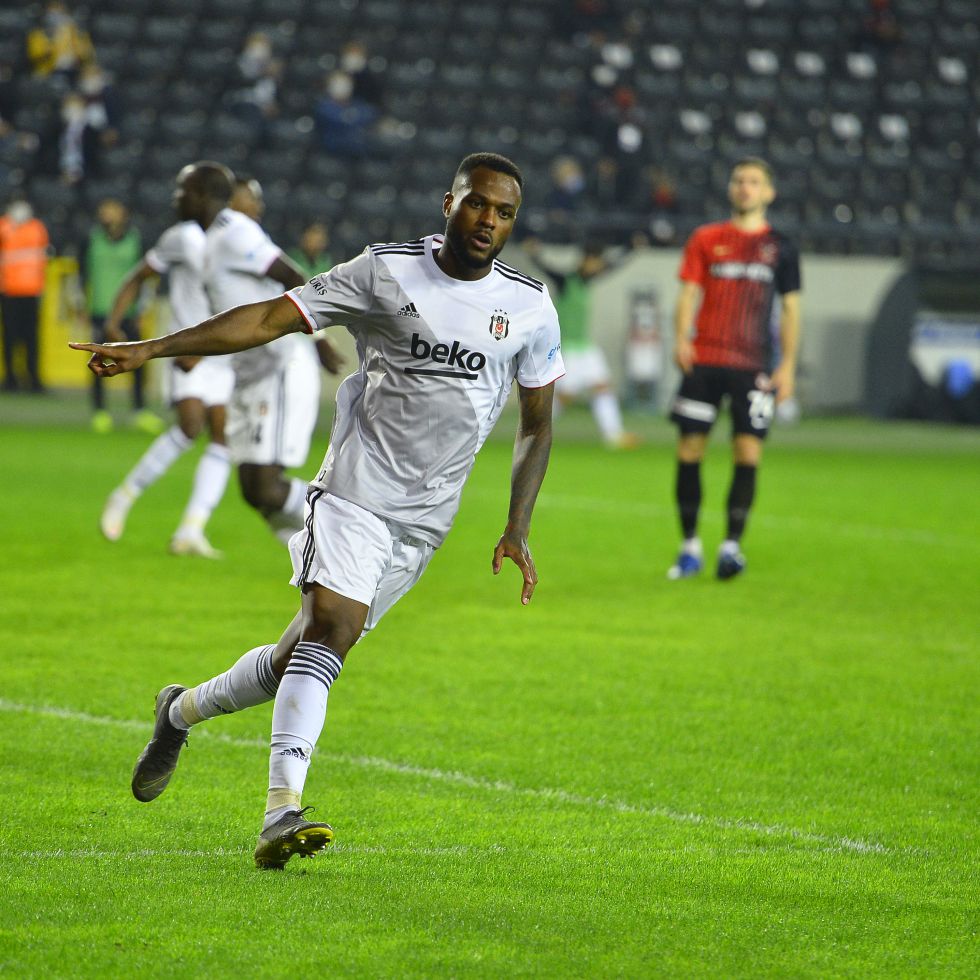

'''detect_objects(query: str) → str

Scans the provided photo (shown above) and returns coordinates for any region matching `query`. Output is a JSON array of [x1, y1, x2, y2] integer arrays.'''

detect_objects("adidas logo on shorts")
[[396, 303, 421, 318]]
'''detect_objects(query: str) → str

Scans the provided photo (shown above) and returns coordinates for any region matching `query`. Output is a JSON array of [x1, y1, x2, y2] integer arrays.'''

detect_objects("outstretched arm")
[[493, 382, 555, 605], [70, 294, 305, 377]]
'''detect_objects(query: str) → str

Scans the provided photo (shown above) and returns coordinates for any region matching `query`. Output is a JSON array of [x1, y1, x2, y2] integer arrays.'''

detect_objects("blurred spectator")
[[238, 32, 274, 82], [546, 156, 588, 221], [0, 195, 50, 393], [314, 70, 378, 158], [81, 200, 160, 433], [38, 89, 106, 185], [232, 33, 281, 137], [288, 221, 332, 280], [339, 40, 384, 107], [26, 2, 94, 87], [77, 61, 120, 141]]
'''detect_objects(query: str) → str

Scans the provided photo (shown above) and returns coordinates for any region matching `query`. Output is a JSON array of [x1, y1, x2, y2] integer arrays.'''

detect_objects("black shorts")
[[670, 365, 776, 438]]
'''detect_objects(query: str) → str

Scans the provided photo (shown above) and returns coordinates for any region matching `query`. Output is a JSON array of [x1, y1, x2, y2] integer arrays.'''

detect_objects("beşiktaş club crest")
[[489, 309, 510, 340]]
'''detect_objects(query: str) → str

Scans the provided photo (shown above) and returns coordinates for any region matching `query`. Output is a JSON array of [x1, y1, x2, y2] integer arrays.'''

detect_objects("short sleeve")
[[516, 288, 565, 388], [228, 220, 281, 277], [145, 226, 179, 274], [775, 236, 801, 295], [286, 250, 376, 333], [678, 228, 706, 285]]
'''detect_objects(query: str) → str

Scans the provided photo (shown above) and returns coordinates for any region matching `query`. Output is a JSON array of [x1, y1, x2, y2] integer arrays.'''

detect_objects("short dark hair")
[[454, 152, 524, 193], [188, 160, 234, 202], [732, 156, 775, 186]]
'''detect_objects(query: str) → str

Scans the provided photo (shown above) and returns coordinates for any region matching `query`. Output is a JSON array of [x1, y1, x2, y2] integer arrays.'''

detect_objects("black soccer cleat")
[[716, 549, 747, 580], [131, 684, 189, 802], [254, 807, 335, 870]]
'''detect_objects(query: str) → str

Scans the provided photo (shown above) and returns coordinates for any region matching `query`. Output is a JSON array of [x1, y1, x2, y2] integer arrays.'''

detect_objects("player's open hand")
[[68, 340, 150, 377], [492, 528, 538, 605]]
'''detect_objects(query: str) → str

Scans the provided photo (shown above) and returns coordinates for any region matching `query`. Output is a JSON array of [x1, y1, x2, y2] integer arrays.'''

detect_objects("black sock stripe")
[[257, 648, 279, 698], [288, 657, 341, 686], [283, 667, 338, 689]]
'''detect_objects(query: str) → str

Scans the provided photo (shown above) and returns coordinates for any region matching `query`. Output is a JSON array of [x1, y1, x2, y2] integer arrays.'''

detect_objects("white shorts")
[[556, 346, 611, 397], [288, 492, 436, 634], [169, 356, 235, 408], [226, 354, 320, 468]]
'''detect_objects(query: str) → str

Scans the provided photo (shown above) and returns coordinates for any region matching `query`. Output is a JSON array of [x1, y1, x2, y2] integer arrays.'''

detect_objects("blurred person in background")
[[288, 221, 332, 281], [314, 70, 378, 159], [26, 1, 93, 87], [160, 163, 343, 545], [232, 33, 281, 142], [97, 170, 236, 559], [230, 175, 265, 222], [668, 157, 801, 581], [37, 86, 108, 186], [523, 237, 638, 448], [338, 40, 384, 107], [81, 198, 161, 433], [0, 194, 50, 393]]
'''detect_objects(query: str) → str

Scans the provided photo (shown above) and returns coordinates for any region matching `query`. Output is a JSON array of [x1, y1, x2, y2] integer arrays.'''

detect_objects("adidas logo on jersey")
[[407, 332, 487, 380], [396, 303, 421, 318]]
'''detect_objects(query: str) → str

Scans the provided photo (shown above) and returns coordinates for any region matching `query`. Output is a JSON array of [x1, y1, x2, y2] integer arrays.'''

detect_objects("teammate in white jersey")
[[98, 170, 236, 557], [183, 162, 343, 543], [72, 153, 565, 869]]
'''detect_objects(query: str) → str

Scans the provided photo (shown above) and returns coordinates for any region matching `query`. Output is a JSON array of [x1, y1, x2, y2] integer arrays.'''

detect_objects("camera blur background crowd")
[[1, 0, 978, 424]]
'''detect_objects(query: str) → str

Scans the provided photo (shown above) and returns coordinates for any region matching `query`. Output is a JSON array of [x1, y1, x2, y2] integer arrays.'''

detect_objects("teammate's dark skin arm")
[[493, 381, 556, 605], [69, 295, 305, 376], [266, 254, 344, 374]]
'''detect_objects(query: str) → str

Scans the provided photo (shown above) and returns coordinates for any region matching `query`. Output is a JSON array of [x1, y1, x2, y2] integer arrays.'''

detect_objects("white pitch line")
[[1, 699, 890, 855], [18, 844, 499, 860], [475, 490, 977, 551]]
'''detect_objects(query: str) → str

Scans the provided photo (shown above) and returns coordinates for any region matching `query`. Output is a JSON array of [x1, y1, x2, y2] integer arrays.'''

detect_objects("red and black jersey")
[[678, 221, 801, 372]]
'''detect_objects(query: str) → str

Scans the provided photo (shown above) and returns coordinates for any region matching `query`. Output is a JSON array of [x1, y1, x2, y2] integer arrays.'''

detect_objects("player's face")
[[173, 168, 201, 222], [442, 167, 521, 273], [728, 165, 774, 216]]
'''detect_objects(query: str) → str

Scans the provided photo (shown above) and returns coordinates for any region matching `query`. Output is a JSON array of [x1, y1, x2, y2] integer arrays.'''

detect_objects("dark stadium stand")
[[3, 0, 978, 264]]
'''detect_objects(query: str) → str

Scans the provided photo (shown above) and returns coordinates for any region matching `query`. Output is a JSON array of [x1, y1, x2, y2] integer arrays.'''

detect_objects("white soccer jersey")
[[287, 234, 565, 546], [204, 207, 310, 384], [144, 220, 209, 333]]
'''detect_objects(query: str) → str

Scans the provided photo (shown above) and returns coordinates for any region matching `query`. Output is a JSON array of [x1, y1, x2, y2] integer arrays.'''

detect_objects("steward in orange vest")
[[1, 201, 50, 392]]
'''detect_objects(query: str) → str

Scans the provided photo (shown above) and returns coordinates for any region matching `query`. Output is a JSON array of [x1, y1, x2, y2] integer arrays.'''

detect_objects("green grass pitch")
[[1, 397, 977, 978]]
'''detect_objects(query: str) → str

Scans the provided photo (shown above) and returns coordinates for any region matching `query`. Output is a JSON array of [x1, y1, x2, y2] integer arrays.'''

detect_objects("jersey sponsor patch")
[[406, 332, 487, 379]]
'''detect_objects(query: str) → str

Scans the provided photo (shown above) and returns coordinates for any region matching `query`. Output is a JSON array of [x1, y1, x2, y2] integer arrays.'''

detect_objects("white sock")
[[121, 426, 192, 496], [591, 391, 624, 443], [265, 478, 308, 547], [175, 443, 232, 537], [170, 645, 279, 729], [720, 539, 740, 555], [682, 537, 702, 557], [265, 642, 343, 821]]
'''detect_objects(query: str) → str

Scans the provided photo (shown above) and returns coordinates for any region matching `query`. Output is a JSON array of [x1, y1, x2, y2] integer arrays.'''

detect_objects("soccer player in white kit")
[[98, 171, 236, 557], [72, 153, 565, 869], [183, 162, 344, 544]]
